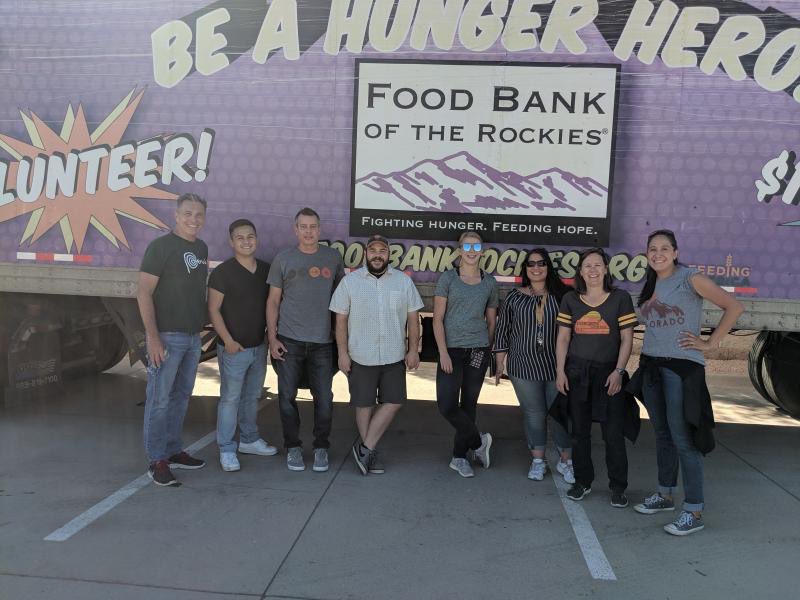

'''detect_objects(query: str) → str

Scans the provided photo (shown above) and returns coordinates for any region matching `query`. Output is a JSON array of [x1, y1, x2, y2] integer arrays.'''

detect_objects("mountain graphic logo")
[[355, 151, 608, 217], [641, 296, 685, 320], [574, 310, 610, 335]]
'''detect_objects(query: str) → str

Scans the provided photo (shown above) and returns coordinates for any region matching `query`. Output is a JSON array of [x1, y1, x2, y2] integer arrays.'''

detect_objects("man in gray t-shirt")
[[267, 208, 345, 473]]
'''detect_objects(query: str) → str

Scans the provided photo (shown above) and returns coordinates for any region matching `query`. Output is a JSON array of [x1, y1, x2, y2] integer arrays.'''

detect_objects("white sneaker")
[[238, 439, 278, 456], [528, 458, 547, 481], [473, 432, 492, 469], [449, 457, 475, 478], [556, 460, 575, 484], [220, 452, 240, 472]]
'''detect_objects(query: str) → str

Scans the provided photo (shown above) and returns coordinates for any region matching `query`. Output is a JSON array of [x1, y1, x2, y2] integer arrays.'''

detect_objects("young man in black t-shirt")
[[208, 219, 278, 472]]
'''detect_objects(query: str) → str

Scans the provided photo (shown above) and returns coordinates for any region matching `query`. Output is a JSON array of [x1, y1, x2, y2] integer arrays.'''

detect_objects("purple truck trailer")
[[0, 0, 798, 413]]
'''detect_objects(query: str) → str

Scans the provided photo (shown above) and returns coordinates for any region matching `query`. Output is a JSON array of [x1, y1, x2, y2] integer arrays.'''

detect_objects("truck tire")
[[762, 333, 800, 419], [95, 324, 129, 372], [199, 330, 219, 363], [61, 324, 129, 377], [747, 332, 774, 404]]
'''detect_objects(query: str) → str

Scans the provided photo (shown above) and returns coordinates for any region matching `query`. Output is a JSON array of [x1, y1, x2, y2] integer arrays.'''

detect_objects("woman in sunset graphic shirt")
[[628, 230, 743, 537], [555, 248, 637, 507]]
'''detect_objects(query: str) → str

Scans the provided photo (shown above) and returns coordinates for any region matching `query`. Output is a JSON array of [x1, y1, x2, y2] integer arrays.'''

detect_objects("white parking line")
[[547, 449, 617, 581], [44, 402, 267, 542]]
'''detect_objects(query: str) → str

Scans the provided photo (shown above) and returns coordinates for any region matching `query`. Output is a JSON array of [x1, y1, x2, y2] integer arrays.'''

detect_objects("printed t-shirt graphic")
[[140, 232, 208, 334], [574, 310, 611, 335], [267, 246, 345, 344], [641, 266, 705, 365], [557, 289, 637, 363]]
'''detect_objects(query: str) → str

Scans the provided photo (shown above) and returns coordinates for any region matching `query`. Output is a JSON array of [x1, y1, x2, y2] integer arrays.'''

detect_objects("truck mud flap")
[[4, 327, 63, 408], [101, 297, 147, 366]]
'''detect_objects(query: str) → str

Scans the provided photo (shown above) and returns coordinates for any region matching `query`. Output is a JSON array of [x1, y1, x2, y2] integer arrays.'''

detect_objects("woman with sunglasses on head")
[[493, 249, 574, 482], [629, 230, 743, 536], [433, 232, 499, 478], [555, 249, 638, 507]]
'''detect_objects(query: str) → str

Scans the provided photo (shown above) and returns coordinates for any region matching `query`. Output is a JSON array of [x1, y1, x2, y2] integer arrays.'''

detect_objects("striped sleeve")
[[557, 293, 574, 328], [617, 291, 638, 330], [493, 292, 512, 352]]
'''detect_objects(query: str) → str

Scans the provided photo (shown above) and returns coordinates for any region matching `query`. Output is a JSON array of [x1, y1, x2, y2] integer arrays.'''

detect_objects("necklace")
[[530, 286, 547, 347]]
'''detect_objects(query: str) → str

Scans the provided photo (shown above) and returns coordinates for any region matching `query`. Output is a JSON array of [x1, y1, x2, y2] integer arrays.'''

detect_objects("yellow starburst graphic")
[[0, 89, 176, 253]]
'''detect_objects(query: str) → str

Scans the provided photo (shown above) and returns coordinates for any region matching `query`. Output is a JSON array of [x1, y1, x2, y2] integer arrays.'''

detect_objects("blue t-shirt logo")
[[183, 252, 206, 274]]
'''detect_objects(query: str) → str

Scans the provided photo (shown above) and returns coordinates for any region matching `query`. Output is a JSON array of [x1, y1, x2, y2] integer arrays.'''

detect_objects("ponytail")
[[637, 267, 658, 306]]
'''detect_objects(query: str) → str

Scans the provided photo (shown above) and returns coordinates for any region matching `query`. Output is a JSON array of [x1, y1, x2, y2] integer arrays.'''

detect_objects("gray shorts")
[[348, 361, 407, 407]]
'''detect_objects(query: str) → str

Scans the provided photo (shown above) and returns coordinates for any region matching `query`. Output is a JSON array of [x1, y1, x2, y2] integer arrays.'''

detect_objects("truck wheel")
[[747, 332, 774, 404], [763, 333, 800, 419], [95, 324, 130, 372], [199, 330, 219, 363]]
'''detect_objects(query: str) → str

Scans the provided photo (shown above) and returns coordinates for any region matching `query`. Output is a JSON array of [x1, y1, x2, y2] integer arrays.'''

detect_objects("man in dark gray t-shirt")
[[267, 207, 345, 474]]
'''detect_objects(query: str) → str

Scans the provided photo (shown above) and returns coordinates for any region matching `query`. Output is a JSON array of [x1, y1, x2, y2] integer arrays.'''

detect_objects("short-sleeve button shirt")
[[329, 267, 424, 366]]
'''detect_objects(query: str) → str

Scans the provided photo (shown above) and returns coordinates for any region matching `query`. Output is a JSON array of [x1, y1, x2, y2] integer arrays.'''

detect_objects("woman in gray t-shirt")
[[433, 232, 499, 478], [632, 229, 743, 536]]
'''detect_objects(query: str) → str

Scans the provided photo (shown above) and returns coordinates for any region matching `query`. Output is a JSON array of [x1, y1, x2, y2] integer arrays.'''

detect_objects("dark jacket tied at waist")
[[626, 354, 716, 455], [550, 355, 641, 444]]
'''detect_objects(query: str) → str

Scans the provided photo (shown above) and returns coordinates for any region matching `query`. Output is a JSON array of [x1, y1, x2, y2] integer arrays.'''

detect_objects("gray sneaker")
[[312, 448, 329, 472], [473, 432, 492, 469], [634, 493, 675, 515], [449, 457, 475, 478], [664, 511, 705, 536], [527, 458, 547, 481], [367, 450, 385, 474], [286, 447, 305, 472], [556, 460, 575, 484]]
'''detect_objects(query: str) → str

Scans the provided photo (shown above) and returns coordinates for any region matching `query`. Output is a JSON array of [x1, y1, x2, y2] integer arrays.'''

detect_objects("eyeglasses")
[[461, 242, 482, 252], [526, 260, 547, 268]]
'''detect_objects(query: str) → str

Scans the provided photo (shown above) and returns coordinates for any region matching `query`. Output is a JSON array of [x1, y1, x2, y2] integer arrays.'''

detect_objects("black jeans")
[[436, 347, 489, 458], [275, 335, 334, 449], [567, 359, 628, 492]]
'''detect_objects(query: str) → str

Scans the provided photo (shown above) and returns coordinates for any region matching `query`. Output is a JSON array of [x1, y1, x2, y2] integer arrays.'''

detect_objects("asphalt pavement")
[[1, 359, 798, 600]]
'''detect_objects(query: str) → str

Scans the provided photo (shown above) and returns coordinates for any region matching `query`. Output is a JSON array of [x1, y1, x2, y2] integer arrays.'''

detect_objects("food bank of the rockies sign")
[[350, 60, 619, 245]]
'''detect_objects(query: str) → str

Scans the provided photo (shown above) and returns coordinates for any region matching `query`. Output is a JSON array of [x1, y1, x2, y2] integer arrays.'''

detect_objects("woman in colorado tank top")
[[630, 230, 743, 536]]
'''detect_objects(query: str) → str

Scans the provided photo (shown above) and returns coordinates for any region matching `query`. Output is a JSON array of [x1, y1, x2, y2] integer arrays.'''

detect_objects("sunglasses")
[[461, 242, 482, 252], [526, 259, 547, 268]]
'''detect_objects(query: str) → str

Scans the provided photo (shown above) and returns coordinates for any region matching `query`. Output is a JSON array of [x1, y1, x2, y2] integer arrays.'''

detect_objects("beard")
[[367, 257, 388, 275]]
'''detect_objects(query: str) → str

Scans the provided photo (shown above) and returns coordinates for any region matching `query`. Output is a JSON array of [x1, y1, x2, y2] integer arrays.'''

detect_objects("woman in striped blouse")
[[494, 249, 574, 482]]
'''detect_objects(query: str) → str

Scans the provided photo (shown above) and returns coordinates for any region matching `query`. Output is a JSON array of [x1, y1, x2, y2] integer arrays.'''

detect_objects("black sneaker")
[[168, 451, 205, 470], [367, 450, 385, 474], [148, 460, 179, 486], [567, 483, 591, 501], [351, 441, 369, 476], [611, 492, 629, 508]]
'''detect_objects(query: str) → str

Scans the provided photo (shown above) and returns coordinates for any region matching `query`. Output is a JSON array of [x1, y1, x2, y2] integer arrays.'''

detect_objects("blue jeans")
[[217, 343, 267, 453], [644, 367, 705, 511], [274, 335, 334, 449], [509, 377, 571, 453], [143, 332, 201, 462]]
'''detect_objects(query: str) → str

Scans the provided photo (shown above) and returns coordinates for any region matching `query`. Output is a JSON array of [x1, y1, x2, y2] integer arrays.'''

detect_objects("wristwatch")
[[614, 368, 626, 376]]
